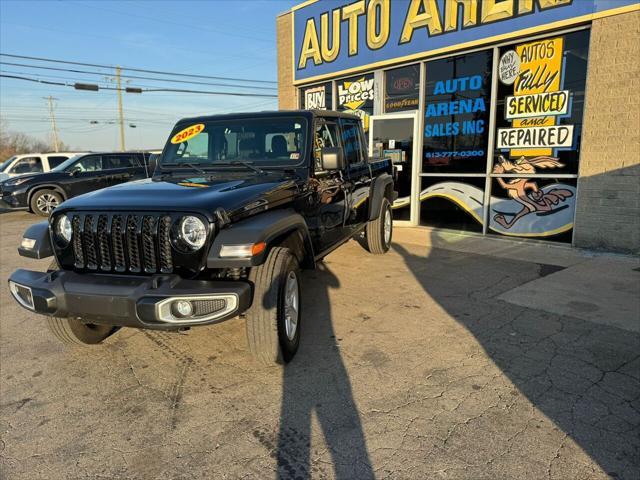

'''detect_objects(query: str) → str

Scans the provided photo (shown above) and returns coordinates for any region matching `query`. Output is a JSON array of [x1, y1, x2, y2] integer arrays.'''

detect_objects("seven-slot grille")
[[68, 213, 174, 274]]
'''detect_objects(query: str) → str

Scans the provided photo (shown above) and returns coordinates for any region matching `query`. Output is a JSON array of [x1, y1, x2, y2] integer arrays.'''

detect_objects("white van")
[[0, 152, 82, 182]]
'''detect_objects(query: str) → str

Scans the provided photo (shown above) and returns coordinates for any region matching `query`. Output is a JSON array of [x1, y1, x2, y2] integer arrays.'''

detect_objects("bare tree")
[[0, 118, 69, 160]]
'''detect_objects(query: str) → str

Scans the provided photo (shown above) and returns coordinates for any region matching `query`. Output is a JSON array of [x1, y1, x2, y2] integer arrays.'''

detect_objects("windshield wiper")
[[161, 162, 206, 175], [226, 161, 265, 175]]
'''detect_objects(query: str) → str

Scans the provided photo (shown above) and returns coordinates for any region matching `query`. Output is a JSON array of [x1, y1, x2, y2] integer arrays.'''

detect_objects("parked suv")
[[9, 111, 395, 365], [0, 152, 80, 182], [0, 151, 151, 216]]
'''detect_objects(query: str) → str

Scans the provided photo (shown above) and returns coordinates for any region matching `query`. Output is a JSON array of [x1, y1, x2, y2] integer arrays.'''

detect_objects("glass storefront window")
[[423, 50, 493, 174], [337, 73, 374, 132], [385, 64, 420, 113], [296, 28, 590, 244], [493, 30, 590, 175], [489, 30, 589, 242], [487, 177, 577, 243], [300, 82, 333, 110], [419, 176, 485, 233]]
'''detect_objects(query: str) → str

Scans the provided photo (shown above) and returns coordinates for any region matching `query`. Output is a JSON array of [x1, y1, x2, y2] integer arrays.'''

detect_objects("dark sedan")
[[0, 151, 152, 216]]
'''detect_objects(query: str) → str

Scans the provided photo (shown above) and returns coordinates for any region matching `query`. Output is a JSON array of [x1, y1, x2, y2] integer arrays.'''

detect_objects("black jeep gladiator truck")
[[8, 111, 394, 365]]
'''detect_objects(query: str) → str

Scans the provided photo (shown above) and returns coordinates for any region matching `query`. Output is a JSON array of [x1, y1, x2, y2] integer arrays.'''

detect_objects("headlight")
[[179, 216, 206, 250], [54, 215, 72, 244]]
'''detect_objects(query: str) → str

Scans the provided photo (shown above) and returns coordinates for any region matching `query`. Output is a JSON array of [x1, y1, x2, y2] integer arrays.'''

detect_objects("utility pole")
[[44, 96, 60, 152], [116, 66, 125, 151]]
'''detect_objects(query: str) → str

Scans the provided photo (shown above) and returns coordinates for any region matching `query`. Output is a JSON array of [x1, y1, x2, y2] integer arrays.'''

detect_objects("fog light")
[[171, 300, 193, 318]]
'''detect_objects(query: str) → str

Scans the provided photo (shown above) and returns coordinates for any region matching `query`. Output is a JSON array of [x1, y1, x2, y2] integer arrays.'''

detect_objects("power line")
[[0, 53, 278, 84], [0, 61, 278, 91], [0, 73, 278, 98], [1, 68, 276, 95]]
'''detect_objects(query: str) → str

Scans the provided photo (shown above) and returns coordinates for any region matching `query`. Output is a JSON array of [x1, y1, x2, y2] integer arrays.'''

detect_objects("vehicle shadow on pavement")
[[392, 240, 640, 479], [275, 262, 375, 480]]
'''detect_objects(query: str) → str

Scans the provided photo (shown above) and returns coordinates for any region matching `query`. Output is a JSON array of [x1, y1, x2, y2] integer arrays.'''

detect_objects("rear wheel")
[[31, 189, 62, 217], [363, 197, 393, 254], [45, 260, 118, 345], [245, 247, 300, 365]]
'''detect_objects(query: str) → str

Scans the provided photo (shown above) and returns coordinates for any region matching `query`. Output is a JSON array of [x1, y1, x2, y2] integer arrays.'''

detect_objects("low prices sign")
[[338, 77, 374, 109], [499, 36, 574, 156], [337, 75, 374, 131]]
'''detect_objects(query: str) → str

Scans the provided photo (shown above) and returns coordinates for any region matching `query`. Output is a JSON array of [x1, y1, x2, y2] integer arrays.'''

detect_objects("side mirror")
[[321, 147, 345, 171]]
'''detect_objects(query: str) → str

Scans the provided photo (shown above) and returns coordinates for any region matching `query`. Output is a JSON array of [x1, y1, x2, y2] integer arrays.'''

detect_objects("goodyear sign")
[[293, 0, 639, 83]]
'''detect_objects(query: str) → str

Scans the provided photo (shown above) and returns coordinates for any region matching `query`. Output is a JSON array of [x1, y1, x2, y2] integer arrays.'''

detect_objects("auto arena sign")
[[292, 0, 639, 82]]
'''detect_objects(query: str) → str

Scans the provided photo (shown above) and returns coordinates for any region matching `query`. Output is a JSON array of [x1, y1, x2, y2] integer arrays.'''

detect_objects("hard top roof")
[[175, 109, 359, 125]]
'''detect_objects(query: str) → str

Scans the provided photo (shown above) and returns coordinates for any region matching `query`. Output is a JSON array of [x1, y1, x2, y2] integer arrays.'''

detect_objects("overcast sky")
[[0, 0, 297, 152]]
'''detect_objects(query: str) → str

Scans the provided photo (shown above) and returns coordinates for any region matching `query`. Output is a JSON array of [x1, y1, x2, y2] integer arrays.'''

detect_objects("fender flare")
[[18, 221, 53, 259], [368, 173, 394, 221], [27, 184, 67, 206], [207, 209, 315, 269]]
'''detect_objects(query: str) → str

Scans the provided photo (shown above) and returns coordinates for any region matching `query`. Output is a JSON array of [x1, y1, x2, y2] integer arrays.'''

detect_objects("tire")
[[44, 260, 118, 346], [246, 247, 301, 366], [30, 189, 62, 217], [46, 318, 118, 345], [364, 197, 393, 254]]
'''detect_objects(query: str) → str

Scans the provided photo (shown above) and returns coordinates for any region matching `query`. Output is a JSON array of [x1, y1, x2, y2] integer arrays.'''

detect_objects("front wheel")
[[245, 247, 301, 366], [30, 189, 62, 217], [363, 197, 393, 254], [45, 259, 118, 345], [46, 318, 118, 345]]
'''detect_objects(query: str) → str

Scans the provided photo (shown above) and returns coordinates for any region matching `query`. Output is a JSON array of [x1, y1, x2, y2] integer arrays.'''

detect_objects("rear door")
[[102, 153, 144, 186], [340, 118, 372, 233]]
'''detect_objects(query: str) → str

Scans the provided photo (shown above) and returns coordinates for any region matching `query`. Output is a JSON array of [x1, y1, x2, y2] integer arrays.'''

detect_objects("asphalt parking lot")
[[1, 211, 639, 480]]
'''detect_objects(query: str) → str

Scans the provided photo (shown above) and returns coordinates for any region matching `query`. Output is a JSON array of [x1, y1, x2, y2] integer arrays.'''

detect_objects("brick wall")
[[276, 11, 297, 110], [574, 11, 640, 254]]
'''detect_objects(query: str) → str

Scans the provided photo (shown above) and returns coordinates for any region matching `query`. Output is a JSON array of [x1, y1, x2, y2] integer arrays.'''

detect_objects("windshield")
[[50, 154, 84, 172], [161, 117, 308, 169], [0, 156, 17, 172]]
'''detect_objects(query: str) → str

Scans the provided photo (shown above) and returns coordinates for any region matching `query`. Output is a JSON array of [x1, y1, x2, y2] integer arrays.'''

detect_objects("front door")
[[64, 155, 111, 198], [306, 118, 349, 254], [369, 112, 420, 225]]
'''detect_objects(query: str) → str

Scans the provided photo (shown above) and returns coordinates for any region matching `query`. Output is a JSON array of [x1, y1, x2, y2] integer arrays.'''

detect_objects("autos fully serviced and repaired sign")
[[293, 0, 639, 83]]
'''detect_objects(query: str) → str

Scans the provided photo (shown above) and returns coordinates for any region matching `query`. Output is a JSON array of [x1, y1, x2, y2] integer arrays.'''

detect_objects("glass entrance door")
[[369, 112, 420, 225]]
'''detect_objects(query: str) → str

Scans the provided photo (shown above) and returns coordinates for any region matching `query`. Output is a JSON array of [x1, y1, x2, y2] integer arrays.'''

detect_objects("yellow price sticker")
[[177, 182, 208, 188], [171, 123, 204, 144]]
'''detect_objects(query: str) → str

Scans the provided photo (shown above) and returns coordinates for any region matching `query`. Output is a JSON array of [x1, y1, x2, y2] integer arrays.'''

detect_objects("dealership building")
[[277, 0, 639, 253]]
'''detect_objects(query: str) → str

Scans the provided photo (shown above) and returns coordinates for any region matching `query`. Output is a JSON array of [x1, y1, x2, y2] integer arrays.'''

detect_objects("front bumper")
[[0, 187, 29, 210], [8, 269, 252, 330], [0, 198, 28, 211]]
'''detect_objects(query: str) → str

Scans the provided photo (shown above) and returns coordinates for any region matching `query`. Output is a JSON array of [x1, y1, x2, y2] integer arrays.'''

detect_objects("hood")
[[2, 171, 68, 187], [59, 173, 300, 220]]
